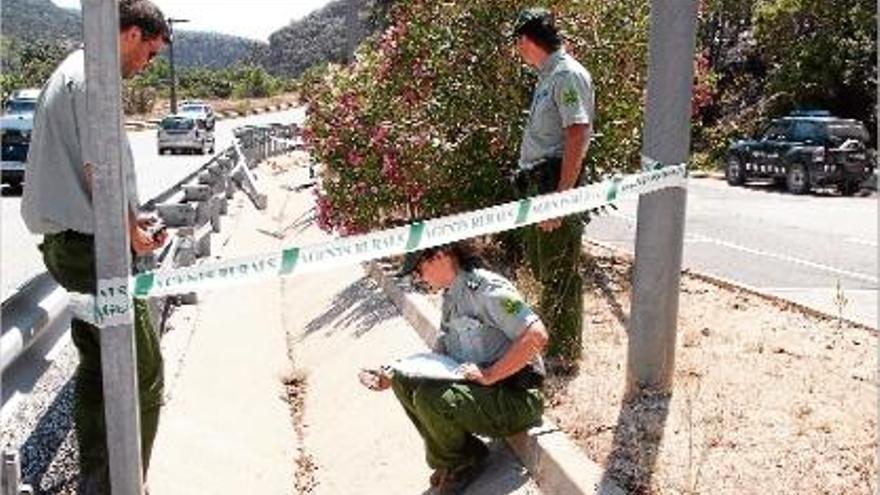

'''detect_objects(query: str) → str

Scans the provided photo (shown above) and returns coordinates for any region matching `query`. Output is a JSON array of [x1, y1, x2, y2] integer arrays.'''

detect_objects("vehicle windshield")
[[5, 100, 36, 114], [180, 105, 206, 114], [161, 117, 195, 130], [827, 123, 869, 142]]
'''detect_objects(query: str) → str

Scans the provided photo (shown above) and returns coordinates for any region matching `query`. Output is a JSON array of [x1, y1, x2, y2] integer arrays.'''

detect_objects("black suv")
[[725, 111, 874, 195]]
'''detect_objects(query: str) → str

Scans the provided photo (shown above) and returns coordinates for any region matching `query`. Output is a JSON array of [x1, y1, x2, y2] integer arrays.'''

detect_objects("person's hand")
[[358, 368, 392, 391], [538, 218, 562, 232], [130, 223, 163, 255], [457, 363, 495, 386], [139, 216, 169, 246]]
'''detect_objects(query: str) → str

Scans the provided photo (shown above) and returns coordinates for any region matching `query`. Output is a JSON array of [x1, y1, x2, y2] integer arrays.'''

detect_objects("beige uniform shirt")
[[21, 49, 139, 235]]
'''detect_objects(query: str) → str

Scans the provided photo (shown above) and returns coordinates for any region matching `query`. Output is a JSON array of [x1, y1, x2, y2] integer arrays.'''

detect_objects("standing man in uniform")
[[21, 1, 170, 492], [511, 8, 595, 368]]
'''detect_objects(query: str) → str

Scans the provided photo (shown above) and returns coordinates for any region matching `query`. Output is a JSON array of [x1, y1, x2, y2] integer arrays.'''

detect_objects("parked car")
[[178, 100, 215, 130], [157, 114, 215, 155], [1, 88, 40, 189], [725, 111, 875, 195]]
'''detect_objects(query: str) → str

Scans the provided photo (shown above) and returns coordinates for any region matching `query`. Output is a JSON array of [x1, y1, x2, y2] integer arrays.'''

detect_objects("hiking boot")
[[432, 458, 488, 495]]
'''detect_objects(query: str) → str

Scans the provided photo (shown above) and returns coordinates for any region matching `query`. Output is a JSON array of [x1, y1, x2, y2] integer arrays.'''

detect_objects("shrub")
[[302, 0, 649, 235]]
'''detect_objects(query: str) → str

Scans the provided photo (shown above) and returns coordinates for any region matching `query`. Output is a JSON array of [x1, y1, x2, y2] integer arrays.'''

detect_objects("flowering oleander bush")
[[302, 0, 650, 235]]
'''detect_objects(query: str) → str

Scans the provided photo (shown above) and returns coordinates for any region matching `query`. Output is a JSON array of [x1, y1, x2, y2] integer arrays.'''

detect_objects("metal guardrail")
[[0, 123, 300, 374]]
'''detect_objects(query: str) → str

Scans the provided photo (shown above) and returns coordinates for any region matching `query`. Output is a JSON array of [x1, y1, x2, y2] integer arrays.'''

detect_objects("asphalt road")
[[585, 177, 878, 328], [3, 123, 876, 328], [1, 107, 305, 300]]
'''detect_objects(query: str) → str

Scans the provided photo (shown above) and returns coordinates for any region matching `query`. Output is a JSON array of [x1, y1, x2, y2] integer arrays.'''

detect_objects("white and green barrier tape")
[[82, 164, 686, 327]]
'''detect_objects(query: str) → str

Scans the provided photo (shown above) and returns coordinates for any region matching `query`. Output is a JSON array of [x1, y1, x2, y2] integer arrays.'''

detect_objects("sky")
[[51, 0, 335, 42]]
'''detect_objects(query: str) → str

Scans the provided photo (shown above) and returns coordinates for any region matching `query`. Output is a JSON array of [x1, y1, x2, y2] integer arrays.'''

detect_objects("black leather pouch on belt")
[[515, 157, 563, 196], [501, 363, 545, 389]]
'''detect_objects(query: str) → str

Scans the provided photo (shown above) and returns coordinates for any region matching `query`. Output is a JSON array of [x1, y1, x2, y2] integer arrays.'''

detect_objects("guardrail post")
[[627, 0, 698, 395], [2, 450, 33, 495]]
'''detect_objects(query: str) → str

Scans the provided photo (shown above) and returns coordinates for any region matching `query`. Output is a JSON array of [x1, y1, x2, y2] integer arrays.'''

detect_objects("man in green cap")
[[511, 7, 594, 367]]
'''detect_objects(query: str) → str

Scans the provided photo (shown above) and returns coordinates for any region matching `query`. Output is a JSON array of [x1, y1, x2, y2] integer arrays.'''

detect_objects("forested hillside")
[[0, 0, 266, 73], [263, 0, 391, 77]]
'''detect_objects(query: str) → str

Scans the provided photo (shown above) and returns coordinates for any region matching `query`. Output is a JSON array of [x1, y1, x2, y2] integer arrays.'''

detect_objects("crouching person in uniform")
[[360, 242, 547, 494]]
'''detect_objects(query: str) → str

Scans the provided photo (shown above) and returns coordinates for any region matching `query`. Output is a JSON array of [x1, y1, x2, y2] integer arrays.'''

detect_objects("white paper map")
[[391, 352, 464, 381]]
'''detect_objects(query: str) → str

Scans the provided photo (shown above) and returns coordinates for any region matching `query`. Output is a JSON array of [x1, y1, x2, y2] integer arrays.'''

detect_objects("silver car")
[[178, 100, 216, 130], [157, 114, 215, 155]]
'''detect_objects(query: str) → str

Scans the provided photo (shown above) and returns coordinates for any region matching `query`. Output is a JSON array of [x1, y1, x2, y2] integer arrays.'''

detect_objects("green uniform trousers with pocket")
[[40, 231, 164, 493], [519, 179, 584, 363], [391, 374, 543, 469]]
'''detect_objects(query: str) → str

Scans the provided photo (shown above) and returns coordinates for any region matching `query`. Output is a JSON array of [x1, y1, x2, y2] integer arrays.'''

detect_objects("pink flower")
[[347, 150, 364, 167], [371, 124, 391, 146]]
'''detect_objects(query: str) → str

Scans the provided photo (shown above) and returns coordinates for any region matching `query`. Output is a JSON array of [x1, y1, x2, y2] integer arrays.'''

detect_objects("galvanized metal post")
[[627, 0, 698, 395], [81, 0, 145, 492]]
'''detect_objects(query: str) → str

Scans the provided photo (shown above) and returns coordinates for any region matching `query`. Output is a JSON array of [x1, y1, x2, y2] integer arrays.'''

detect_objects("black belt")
[[500, 363, 545, 389], [514, 157, 563, 196]]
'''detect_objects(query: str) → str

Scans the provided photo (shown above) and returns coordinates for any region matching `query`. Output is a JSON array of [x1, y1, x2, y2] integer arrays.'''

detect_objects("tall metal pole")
[[82, 0, 144, 492], [167, 18, 189, 115], [168, 25, 176, 114], [626, 0, 698, 395]]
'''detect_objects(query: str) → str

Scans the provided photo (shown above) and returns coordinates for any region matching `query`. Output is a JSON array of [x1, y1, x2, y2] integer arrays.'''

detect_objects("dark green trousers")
[[517, 167, 585, 363], [40, 231, 164, 493], [391, 374, 542, 469]]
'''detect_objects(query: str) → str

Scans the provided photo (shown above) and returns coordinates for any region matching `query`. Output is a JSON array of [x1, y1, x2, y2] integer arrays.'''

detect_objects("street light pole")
[[167, 17, 189, 114]]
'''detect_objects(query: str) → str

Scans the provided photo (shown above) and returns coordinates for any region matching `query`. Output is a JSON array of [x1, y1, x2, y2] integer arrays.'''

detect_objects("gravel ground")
[[1, 342, 80, 494], [0, 298, 197, 494]]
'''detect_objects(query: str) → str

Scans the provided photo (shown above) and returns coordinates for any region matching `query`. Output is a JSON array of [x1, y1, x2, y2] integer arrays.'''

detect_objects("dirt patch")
[[281, 369, 319, 495], [541, 244, 877, 494]]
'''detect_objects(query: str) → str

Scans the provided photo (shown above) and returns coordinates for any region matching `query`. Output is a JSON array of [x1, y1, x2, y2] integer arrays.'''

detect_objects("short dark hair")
[[513, 8, 563, 53], [119, 0, 170, 43]]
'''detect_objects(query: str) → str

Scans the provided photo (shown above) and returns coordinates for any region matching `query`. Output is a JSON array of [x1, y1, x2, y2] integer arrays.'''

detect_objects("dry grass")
[[542, 244, 878, 494]]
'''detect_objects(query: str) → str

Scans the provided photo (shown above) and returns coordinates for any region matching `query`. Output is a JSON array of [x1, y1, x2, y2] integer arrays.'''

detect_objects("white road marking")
[[686, 233, 879, 285], [601, 212, 877, 284]]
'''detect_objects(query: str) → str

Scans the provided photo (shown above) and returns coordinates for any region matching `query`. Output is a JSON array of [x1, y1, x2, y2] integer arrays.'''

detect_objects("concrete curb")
[[365, 261, 626, 495], [585, 239, 877, 333], [688, 170, 724, 180]]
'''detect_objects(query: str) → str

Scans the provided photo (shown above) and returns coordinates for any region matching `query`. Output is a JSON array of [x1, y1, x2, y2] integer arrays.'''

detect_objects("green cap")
[[512, 7, 552, 39]]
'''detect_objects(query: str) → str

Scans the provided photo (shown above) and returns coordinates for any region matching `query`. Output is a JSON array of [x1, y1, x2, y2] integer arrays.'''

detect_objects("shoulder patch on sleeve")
[[501, 297, 525, 316], [562, 87, 579, 107]]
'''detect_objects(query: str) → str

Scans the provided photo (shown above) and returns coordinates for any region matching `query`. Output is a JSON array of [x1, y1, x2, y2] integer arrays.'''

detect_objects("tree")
[[754, 0, 877, 141]]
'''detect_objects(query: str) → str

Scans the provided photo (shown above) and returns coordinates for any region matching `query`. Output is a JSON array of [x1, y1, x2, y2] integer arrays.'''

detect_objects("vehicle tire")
[[6, 180, 23, 194], [786, 163, 811, 195], [726, 155, 745, 186], [838, 179, 859, 196]]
